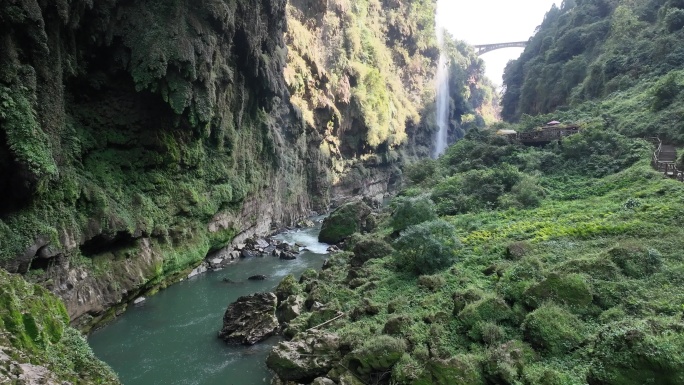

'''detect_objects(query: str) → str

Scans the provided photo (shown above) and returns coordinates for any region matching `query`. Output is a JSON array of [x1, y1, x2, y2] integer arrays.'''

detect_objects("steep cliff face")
[[0, 0, 312, 329], [0, 0, 494, 333]]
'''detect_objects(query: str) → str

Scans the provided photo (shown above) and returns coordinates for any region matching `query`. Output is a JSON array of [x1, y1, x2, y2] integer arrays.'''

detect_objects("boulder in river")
[[218, 292, 279, 345], [280, 252, 297, 260], [248, 275, 268, 281], [267, 330, 341, 381], [241, 249, 259, 258], [297, 219, 315, 228]]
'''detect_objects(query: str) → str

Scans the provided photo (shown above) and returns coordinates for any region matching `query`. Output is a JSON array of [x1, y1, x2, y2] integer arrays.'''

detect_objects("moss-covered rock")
[[606, 242, 662, 278], [412, 355, 485, 385], [319, 201, 372, 244], [351, 237, 393, 267], [557, 256, 622, 281], [523, 273, 593, 310], [417, 274, 446, 292], [0, 270, 119, 384], [383, 315, 412, 336], [483, 340, 534, 385], [267, 330, 341, 382], [453, 287, 485, 315], [458, 296, 513, 329], [522, 303, 585, 356], [505, 241, 532, 260], [587, 318, 684, 385], [497, 256, 545, 303], [348, 335, 406, 376]]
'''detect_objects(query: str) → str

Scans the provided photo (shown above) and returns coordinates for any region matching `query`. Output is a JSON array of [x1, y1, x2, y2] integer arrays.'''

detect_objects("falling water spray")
[[432, 3, 450, 159]]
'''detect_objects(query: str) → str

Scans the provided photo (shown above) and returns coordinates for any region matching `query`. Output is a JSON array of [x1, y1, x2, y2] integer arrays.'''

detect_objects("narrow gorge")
[[0, 0, 494, 383], [6, 0, 681, 384]]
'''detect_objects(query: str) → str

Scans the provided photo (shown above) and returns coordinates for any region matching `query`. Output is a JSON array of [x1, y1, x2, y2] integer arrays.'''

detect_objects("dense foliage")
[[502, 0, 684, 142], [275, 126, 684, 384]]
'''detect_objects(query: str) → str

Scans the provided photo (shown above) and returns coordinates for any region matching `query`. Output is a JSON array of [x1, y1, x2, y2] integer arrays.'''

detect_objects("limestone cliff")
[[0, 0, 493, 333], [1, 0, 312, 330]]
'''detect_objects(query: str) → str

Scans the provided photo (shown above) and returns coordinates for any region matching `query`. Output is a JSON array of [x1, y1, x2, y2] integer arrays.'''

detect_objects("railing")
[[648, 137, 683, 182]]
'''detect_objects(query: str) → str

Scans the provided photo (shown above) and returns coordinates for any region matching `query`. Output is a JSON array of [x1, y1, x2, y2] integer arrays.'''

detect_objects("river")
[[88, 221, 328, 385]]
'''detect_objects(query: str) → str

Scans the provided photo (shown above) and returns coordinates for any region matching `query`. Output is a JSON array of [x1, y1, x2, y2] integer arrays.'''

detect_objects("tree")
[[394, 220, 460, 275]]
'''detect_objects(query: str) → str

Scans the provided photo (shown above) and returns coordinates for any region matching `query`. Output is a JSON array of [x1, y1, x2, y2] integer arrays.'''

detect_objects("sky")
[[437, 0, 560, 86]]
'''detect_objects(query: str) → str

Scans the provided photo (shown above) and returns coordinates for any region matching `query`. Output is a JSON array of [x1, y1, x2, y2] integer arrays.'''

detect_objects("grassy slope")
[[280, 130, 684, 384]]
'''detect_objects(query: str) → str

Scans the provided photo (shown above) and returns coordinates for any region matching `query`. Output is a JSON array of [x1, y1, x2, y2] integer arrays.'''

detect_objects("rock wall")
[[0, 0, 317, 329], [0, 0, 418, 330], [0, 0, 494, 331]]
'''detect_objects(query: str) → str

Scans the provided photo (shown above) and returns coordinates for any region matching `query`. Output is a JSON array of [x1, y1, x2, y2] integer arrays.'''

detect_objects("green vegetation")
[[0, 269, 119, 384], [277, 126, 684, 384], [502, 0, 684, 143]]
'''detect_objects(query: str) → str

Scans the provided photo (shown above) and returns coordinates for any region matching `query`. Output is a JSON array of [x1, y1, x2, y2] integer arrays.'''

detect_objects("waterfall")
[[432, 5, 450, 159]]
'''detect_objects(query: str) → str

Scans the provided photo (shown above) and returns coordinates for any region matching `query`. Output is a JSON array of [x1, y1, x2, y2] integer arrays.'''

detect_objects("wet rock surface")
[[218, 292, 279, 345]]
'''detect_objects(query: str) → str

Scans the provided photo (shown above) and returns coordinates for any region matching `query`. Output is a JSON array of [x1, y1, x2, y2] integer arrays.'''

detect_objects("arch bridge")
[[473, 41, 528, 55]]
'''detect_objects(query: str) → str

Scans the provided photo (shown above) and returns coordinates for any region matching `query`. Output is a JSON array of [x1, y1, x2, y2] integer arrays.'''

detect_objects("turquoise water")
[[89, 224, 327, 385]]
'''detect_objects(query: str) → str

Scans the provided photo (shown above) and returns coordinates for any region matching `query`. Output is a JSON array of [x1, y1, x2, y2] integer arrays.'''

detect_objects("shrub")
[[391, 353, 425, 384], [522, 365, 575, 385], [505, 241, 532, 260], [417, 274, 446, 292], [665, 8, 684, 32], [497, 257, 545, 303], [498, 175, 545, 209], [651, 71, 682, 110], [522, 303, 585, 356], [390, 195, 437, 233], [404, 158, 438, 185], [275, 275, 301, 302], [432, 163, 523, 214], [393, 220, 461, 275]]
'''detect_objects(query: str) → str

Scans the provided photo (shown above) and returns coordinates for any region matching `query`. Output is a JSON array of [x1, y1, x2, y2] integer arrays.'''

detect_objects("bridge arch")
[[473, 41, 528, 55]]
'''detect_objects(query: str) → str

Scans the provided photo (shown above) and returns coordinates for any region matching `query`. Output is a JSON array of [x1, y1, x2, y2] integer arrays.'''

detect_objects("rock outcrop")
[[218, 292, 279, 345], [267, 330, 341, 382], [318, 201, 373, 244]]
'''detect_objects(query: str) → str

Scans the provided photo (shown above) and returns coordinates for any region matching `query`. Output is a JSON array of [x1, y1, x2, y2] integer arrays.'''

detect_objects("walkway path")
[[651, 139, 683, 181]]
